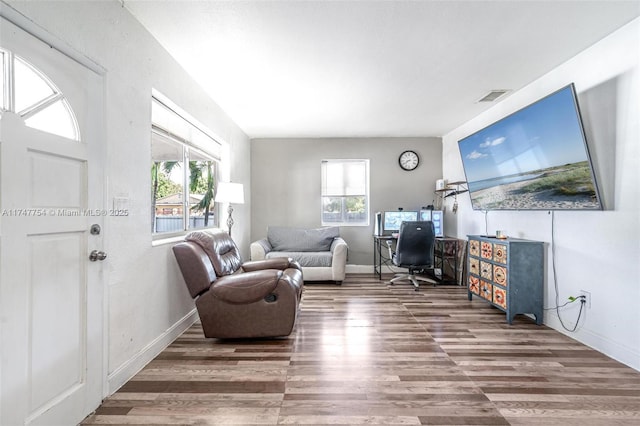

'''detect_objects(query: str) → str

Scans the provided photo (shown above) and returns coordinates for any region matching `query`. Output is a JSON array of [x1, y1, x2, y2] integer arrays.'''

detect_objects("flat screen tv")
[[383, 211, 418, 234], [458, 84, 601, 210]]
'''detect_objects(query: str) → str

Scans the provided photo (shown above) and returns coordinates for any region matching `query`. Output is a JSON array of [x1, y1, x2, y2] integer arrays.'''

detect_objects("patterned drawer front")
[[469, 239, 480, 257], [469, 257, 479, 276], [480, 280, 492, 301], [467, 235, 544, 325], [493, 287, 507, 309], [480, 261, 492, 280], [493, 265, 507, 286], [493, 244, 507, 264], [481, 241, 492, 259], [468, 275, 480, 295]]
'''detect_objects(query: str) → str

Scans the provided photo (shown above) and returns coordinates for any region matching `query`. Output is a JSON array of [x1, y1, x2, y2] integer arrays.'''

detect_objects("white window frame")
[[321, 159, 370, 227], [1, 47, 80, 140], [151, 95, 222, 239]]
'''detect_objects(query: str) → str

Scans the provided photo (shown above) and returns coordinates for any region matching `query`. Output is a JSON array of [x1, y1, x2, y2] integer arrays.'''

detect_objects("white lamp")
[[214, 182, 244, 237]]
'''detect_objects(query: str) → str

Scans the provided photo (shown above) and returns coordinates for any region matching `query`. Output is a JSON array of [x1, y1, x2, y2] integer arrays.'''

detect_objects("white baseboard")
[[545, 311, 640, 372], [107, 309, 198, 395], [346, 264, 375, 274]]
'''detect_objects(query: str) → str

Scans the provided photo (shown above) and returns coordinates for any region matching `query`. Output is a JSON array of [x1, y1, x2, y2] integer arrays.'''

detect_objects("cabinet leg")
[[534, 312, 543, 325]]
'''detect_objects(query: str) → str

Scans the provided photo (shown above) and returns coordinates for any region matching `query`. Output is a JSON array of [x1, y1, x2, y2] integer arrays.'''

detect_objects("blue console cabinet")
[[467, 235, 544, 325]]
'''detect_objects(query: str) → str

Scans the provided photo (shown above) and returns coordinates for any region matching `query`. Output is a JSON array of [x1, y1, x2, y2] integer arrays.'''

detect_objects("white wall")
[[443, 18, 640, 370], [251, 137, 442, 266], [3, 0, 252, 393]]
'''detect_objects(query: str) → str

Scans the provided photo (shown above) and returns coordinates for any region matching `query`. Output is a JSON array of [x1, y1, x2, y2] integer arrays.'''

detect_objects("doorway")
[[0, 17, 105, 425]]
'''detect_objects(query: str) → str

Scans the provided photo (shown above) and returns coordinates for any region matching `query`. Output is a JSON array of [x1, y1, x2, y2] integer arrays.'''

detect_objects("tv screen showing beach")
[[458, 84, 601, 210], [383, 211, 418, 232]]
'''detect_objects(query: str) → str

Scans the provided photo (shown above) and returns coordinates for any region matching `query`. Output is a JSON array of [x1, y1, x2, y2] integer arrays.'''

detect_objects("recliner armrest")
[[206, 267, 303, 305], [243, 257, 301, 272], [211, 270, 282, 304]]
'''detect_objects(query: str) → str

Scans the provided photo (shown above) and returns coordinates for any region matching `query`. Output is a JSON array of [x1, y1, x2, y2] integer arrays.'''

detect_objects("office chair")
[[386, 221, 437, 291]]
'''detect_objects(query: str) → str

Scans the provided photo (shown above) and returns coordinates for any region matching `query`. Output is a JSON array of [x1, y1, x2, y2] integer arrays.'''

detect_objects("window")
[[151, 96, 220, 235], [321, 159, 369, 226], [0, 48, 79, 140]]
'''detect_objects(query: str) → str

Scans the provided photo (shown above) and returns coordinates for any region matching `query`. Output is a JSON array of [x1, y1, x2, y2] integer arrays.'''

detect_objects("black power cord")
[[550, 210, 586, 332]]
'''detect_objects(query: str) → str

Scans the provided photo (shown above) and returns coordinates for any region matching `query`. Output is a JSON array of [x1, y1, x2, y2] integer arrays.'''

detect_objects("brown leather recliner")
[[172, 229, 304, 338]]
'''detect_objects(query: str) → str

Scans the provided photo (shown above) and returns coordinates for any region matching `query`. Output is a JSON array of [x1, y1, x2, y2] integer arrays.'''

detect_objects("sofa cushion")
[[267, 226, 339, 252], [266, 251, 333, 267]]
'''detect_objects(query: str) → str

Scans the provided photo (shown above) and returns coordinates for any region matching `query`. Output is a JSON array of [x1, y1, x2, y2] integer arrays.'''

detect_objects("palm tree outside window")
[[151, 96, 221, 235]]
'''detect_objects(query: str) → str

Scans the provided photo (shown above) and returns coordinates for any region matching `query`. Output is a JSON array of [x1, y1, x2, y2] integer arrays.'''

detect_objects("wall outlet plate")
[[580, 290, 591, 309]]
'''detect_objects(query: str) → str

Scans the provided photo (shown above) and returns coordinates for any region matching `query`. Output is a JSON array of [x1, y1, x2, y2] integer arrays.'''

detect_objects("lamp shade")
[[215, 182, 244, 204]]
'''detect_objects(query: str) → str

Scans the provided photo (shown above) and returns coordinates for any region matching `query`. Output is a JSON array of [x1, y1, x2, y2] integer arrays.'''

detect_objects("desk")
[[434, 237, 460, 284], [373, 235, 395, 279], [373, 235, 462, 284]]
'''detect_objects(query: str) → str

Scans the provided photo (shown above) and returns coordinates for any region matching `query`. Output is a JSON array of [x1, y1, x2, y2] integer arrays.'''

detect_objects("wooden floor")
[[82, 274, 640, 425]]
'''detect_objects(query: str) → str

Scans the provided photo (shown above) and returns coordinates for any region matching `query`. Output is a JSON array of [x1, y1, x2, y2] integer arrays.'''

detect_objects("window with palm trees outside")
[[151, 97, 220, 235]]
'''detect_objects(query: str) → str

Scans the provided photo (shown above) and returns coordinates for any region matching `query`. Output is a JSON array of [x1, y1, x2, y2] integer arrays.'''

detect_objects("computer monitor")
[[420, 209, 443, 237], [383, 211, 418, 234]]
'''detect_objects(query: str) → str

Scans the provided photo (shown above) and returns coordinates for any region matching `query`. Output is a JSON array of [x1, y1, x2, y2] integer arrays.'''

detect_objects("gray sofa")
[[250, 226, 348, 284]]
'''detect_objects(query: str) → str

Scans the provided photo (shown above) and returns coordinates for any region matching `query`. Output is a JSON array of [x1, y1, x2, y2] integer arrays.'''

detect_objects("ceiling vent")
[[477, 89, 510, 103]]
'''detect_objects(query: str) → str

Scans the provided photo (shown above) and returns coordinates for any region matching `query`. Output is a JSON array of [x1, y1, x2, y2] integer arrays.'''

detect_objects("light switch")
[[113, 197, 130, 211]]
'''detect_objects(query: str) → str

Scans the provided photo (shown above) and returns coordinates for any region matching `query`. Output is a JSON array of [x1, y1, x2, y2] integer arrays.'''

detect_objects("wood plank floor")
[[82, 274, 640, 425]]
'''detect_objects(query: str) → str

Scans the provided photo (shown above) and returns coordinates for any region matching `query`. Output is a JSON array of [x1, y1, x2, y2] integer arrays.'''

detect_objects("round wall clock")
[[399, 150, 419, 171]]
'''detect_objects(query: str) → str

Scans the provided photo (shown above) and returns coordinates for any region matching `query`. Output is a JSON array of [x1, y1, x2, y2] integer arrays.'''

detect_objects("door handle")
[[89, 250, 107, 261]]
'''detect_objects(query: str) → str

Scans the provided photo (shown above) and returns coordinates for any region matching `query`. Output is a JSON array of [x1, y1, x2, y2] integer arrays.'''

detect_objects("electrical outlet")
[[580, 290, 591, 309]]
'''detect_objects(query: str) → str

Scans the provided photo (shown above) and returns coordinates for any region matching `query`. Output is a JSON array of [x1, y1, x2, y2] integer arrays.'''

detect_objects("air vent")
[[477, 90, 510, 103]]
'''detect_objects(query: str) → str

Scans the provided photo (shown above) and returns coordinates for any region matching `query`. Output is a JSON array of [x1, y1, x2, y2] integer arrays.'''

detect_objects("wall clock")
[[398, 150, 419, 171]]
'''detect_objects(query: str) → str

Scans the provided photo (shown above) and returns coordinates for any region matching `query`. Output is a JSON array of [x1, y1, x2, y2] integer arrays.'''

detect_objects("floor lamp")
[[214, 182, 244, 237]]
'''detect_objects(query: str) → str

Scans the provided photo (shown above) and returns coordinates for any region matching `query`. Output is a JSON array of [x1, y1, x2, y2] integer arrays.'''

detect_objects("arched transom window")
[[1, 47, 80, 141]]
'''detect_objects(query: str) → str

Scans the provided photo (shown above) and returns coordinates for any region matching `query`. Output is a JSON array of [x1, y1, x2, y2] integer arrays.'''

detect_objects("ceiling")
[[125, 0, 640, 139]]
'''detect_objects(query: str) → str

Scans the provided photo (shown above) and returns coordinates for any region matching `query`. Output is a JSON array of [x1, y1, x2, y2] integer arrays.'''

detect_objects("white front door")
[[0, 17, 105, 425]]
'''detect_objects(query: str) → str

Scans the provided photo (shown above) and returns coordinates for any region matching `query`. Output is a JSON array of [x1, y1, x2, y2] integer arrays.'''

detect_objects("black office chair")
[[386, 221, 437, 291]]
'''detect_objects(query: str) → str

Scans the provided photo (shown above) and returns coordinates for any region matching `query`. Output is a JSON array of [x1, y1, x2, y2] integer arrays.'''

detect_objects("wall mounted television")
[[457, 83, 601, 210]]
